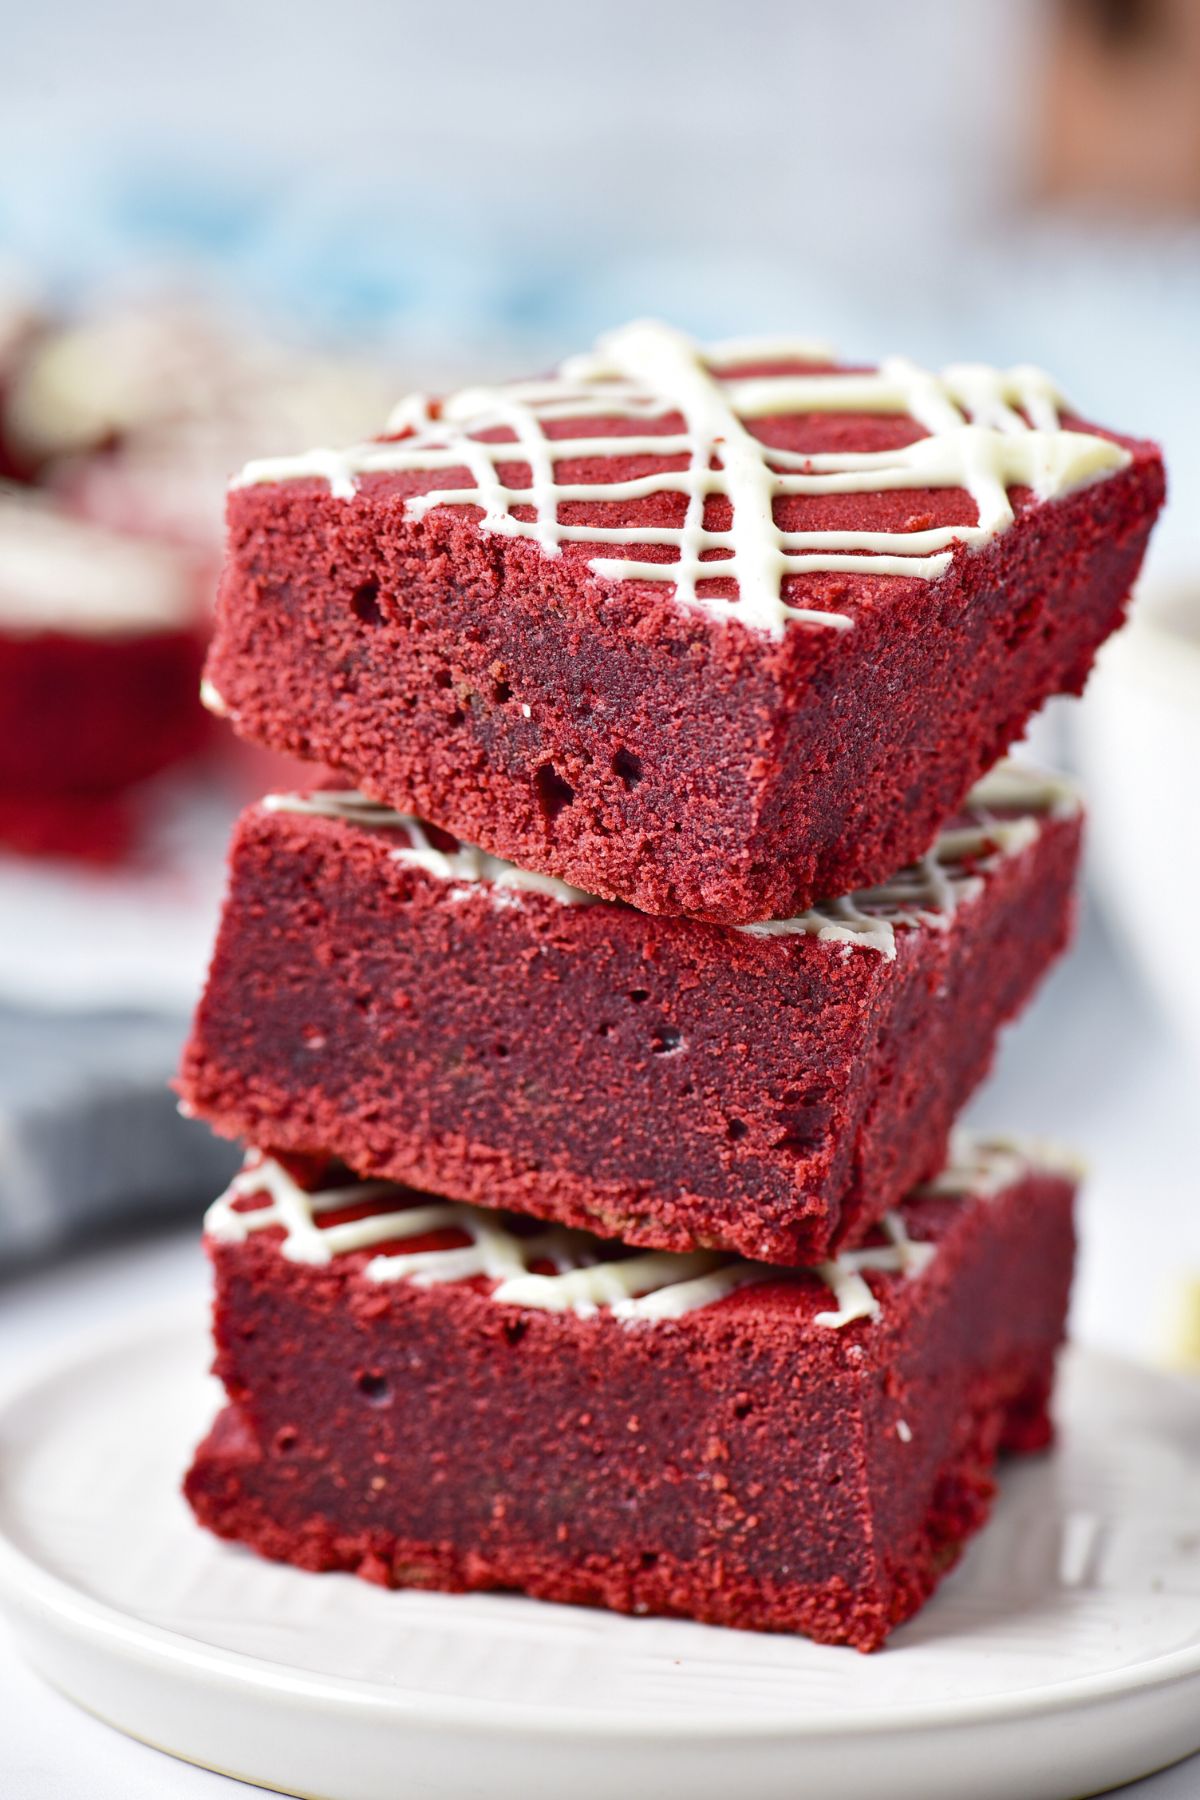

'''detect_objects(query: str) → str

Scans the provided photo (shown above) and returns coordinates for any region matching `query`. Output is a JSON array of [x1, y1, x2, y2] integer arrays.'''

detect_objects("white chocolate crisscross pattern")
[[234, 321, 1130, 637], [202, 1140, 1070, 1331]]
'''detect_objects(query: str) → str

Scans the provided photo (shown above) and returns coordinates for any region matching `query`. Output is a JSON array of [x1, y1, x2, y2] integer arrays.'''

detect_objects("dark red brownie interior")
[[185, 1140, 1076, 1652], [206, 328, 1162, 922], [179, 767, 1081, 1264]]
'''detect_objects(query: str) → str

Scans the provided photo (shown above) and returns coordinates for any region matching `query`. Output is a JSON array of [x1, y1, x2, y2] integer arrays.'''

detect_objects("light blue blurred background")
[[2, 0, 1196, 574]]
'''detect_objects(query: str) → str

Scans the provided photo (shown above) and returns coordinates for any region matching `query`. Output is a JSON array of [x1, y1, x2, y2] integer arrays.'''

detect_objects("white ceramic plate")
[[0, 1312, 1198, 1800]]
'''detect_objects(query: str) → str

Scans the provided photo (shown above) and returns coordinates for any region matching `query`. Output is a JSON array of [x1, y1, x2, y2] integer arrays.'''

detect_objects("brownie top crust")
[[230, 320, 1138, 639], [259, 757, 1080, 956], [206, 1136, 1079, 1333]]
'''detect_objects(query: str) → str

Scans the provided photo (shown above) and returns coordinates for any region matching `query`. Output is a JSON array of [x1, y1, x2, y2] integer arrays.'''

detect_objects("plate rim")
[[2, 1304, 1199, 1745]]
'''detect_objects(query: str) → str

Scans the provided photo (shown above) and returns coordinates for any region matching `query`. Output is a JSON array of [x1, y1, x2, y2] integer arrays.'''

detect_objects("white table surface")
[[1, 905, 1198, 1798]]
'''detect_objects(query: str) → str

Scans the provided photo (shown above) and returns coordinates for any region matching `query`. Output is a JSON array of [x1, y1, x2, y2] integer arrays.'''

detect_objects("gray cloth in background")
[[0, 1008, 239, 1264]]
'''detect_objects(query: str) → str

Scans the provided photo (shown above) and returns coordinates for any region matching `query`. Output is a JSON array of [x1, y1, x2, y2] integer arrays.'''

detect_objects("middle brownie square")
[[179, 763, 1080, 1265]]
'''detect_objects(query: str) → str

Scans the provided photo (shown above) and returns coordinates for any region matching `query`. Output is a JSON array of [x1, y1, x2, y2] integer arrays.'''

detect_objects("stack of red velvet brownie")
[[179, 322, 1164, 1650]]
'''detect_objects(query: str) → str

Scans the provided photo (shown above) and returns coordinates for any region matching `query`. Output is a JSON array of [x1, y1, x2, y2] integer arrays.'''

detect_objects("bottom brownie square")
[[185, 1136, 1076, 1652]]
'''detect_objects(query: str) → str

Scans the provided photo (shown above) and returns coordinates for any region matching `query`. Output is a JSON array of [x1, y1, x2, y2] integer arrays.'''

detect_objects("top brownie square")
[[209, 322, 1163, 923]]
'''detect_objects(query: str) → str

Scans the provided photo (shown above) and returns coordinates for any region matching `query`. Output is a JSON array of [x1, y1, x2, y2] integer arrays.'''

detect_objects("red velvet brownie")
[[185, 1137, 1077, 1651], [208, 321, 1162, 923], [0, 490, 209, 858], [179, 761, 1080, 1265]]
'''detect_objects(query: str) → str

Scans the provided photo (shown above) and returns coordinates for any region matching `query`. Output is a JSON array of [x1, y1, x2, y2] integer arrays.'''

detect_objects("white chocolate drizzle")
[[232, 321, 1130, 639], [261, 789, 593, 908], [263, 759, 1077, 953], [204, 1138, 1065, 1331], [918, 1130, 1086, 1198], [199, 677, 228, 717], [736, 760, 1078, 957]]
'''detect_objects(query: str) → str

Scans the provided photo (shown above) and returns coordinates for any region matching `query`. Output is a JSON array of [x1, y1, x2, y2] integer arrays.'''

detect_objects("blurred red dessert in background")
[[0, 488, 210, 862], [0, 289, 403, 863]]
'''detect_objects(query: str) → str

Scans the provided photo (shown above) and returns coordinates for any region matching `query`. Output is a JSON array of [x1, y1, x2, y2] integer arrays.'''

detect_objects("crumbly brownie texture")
[[185, 1139, 1077, 1651], [179, 762, 1080, 1265], [208, 322, 1162, 923], [0, 493, 209, 843]]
